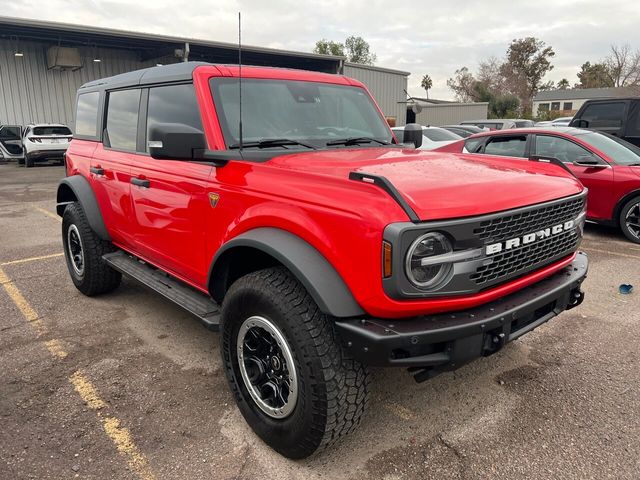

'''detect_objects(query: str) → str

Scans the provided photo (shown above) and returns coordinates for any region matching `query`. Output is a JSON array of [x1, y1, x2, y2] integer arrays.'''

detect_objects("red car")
[[437, 127, 640, 243], [57, 63, 587, 458]]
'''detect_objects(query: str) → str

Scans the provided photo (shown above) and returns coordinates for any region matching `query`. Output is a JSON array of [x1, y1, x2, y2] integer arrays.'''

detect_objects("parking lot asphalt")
[[0, 162, 639, 480]]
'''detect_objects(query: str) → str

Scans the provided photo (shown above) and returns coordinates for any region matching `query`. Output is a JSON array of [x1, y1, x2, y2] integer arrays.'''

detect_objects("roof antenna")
[[238, 11, 243, 152]]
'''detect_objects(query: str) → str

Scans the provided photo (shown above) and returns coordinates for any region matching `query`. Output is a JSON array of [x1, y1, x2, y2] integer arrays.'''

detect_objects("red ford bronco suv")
[[57, 62, 588, 458]]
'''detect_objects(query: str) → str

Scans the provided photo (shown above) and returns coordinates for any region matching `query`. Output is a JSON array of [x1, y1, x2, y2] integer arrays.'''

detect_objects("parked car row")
[[0, 123, 72, 167], [435, 126, 640, 243]]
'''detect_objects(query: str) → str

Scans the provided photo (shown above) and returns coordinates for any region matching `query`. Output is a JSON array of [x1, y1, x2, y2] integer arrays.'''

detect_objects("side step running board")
[[102, 251, 220, 331]]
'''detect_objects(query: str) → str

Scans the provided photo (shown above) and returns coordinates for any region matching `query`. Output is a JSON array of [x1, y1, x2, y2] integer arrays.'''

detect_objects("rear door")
[[0, 125, 24, 158], [533, 134, 614, 220], [90, 88, 139, 247], [129, 83, 212, 285]]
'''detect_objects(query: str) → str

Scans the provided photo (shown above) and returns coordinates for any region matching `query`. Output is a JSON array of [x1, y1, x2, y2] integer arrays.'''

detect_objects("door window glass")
[[146, 84, 203, 152], [580, 102, 625, 128], [106, 89, 141, 151], [535, 135, 592, 163], [483, 135, 527, 157], [75, 92, 100, 137]]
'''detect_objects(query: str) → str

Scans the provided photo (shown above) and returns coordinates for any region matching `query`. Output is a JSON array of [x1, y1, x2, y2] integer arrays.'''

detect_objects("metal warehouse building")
[[0, 16, 409, 129]]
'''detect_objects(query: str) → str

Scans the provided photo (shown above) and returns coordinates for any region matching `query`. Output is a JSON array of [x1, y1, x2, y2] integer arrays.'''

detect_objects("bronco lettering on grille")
[[485, 220, 575, 255]]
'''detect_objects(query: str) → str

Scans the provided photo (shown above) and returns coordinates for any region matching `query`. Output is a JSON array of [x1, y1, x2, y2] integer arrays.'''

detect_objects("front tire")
[[62, 202, 121, 295], [25, 155, 34, 167], [619, 196, 640, 244], [221, 267, 369, 459]]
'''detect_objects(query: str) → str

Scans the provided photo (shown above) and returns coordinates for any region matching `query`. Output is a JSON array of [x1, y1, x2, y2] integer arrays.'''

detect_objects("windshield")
[[576, 131, 640, 165], [422, 128, 460, 141], [210, 78, 393, 149]]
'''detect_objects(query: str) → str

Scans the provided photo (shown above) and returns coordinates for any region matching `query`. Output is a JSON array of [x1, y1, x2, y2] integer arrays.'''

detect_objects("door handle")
[[90, 166, 105, 175], [131, 177, 150, 188]]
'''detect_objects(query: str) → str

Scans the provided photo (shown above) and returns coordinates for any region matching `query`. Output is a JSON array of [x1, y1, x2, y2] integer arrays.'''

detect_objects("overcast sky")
[[4, 0, 639, 99]]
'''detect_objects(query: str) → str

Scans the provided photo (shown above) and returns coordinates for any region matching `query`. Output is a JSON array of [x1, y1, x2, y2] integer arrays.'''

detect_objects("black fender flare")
[[209, 228, 365, 318], [56, 176, 111, 241]]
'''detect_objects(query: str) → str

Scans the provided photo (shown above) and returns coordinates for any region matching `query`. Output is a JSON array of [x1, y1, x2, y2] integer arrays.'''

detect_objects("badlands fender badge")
[[208, 192, 220, 208], [485, 220, 575, 255]]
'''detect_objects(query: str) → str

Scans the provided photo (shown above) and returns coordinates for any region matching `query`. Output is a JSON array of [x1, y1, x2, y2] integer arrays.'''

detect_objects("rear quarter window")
[[75, 92, 100, 137]]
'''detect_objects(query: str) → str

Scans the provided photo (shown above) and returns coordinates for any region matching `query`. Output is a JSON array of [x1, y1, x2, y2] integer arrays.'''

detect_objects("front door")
[[0, 125, 24, 158], [129, 83, 212, 286]]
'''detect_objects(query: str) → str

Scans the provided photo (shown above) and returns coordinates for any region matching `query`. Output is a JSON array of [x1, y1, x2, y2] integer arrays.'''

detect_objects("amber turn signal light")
[[383, 241, 392, 278]]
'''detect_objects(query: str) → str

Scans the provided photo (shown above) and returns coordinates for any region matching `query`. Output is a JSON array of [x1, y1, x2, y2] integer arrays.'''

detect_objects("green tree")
[[500, 37, 555, 114], [344, 36, 376, 65], [557, 78, 570, 89], [576, 61, 614, 88], [420, 74, 433, 98], [446, 67, 478, 102], [313, 39, 344, 57]]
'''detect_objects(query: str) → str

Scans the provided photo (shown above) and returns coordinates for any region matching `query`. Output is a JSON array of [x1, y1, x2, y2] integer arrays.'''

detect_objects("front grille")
[[473, 196, 585, 243], [470, 230, 579, 285], [469, 195, 585, 286]]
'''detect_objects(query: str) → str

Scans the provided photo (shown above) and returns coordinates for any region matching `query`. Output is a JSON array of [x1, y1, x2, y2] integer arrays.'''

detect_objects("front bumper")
[[335, 252, 588, 379]]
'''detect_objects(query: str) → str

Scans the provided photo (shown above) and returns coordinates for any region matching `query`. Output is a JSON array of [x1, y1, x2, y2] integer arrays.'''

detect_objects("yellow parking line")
[[1, 266, 156, 480], [383, 402, 416, 421], [581, 247, 640, 260], [32, 205, 61, 222], [45, 339, 68, 359], [70, 371, 155, 480], [0, 266, 45, 335], [1, 252, 64, 266]]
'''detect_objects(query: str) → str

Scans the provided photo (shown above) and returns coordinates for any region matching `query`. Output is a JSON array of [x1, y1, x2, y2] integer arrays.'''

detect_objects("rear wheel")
[[220, 267, 369, 459], [62, 202, 121, 295], [620, 196, 640, 244]]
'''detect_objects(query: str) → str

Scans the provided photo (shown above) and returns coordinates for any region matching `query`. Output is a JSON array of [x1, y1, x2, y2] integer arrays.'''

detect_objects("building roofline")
[[343, 61, 410, 76], [0, 15, 344, 62]]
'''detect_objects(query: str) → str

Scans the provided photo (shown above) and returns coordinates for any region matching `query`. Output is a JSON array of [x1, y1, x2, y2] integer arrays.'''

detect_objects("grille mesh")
[[473, 196, 585, 242], [470, 196, 584, 286]]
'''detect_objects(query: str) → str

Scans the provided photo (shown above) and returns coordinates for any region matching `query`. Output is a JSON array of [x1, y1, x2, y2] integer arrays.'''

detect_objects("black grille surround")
[[382, 191, 587, 299]]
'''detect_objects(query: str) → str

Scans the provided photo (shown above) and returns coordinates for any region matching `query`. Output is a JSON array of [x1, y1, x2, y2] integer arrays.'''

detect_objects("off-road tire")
[[25, 155, 34, 168], [620, 196, 640, 244], [221, 267, 370, 459], [62, 202, 121, 295]]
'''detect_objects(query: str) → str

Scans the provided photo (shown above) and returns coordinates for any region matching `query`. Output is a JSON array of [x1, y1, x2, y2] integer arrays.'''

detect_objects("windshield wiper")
[[228, 138, 316, 150], [326, 137, 391, 147]]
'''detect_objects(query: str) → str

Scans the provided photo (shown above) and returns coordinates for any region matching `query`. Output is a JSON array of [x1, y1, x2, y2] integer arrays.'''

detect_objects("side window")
[[551, 102, 560, 111], [106, 89, 141, 151], [627, 101, 640, 137], [464, 137, 484, 153], [538, 103, 550, 112], [580, 102, 625, 128], [483, 135, 527, 157], [146, 84, 203, 152], [563, 102, 573, 111], [535, 135, 592, 163], [75, 91, 100, 137]]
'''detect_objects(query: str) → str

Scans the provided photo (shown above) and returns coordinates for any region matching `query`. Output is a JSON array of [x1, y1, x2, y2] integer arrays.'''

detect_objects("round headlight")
[[405, 232, 453, 289]]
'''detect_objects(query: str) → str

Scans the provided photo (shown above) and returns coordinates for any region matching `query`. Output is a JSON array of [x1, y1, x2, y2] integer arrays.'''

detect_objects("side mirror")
[[148, 123, 206, 160], [403, 123, 423, 149]]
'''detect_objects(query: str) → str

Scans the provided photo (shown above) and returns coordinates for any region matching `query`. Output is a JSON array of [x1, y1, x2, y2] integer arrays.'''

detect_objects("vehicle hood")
[[267, 147, 584, 221]]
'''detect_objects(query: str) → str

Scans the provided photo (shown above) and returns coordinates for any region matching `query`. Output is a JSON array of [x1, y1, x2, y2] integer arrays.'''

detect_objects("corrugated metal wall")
[[415, 103, 489, 126], [343, 63, 407, 126], [0, 39, 173, 126]]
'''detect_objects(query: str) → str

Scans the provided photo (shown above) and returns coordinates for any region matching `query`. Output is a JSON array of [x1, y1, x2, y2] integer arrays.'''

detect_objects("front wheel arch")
[[208, 228, 364, 318]]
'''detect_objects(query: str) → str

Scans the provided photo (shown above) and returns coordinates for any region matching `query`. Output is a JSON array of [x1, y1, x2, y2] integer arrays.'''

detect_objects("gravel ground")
[[0, 162, 638, 479]]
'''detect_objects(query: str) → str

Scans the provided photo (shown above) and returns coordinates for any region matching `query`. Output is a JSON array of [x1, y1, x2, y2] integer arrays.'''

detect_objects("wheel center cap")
[[271, 356, 281, 371]]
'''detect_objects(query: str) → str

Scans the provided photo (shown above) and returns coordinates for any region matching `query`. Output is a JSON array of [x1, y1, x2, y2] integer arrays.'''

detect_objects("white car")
[[534, 116, 573, 127], [22, 123, 72, 167], [392, 126, 462, 150]]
